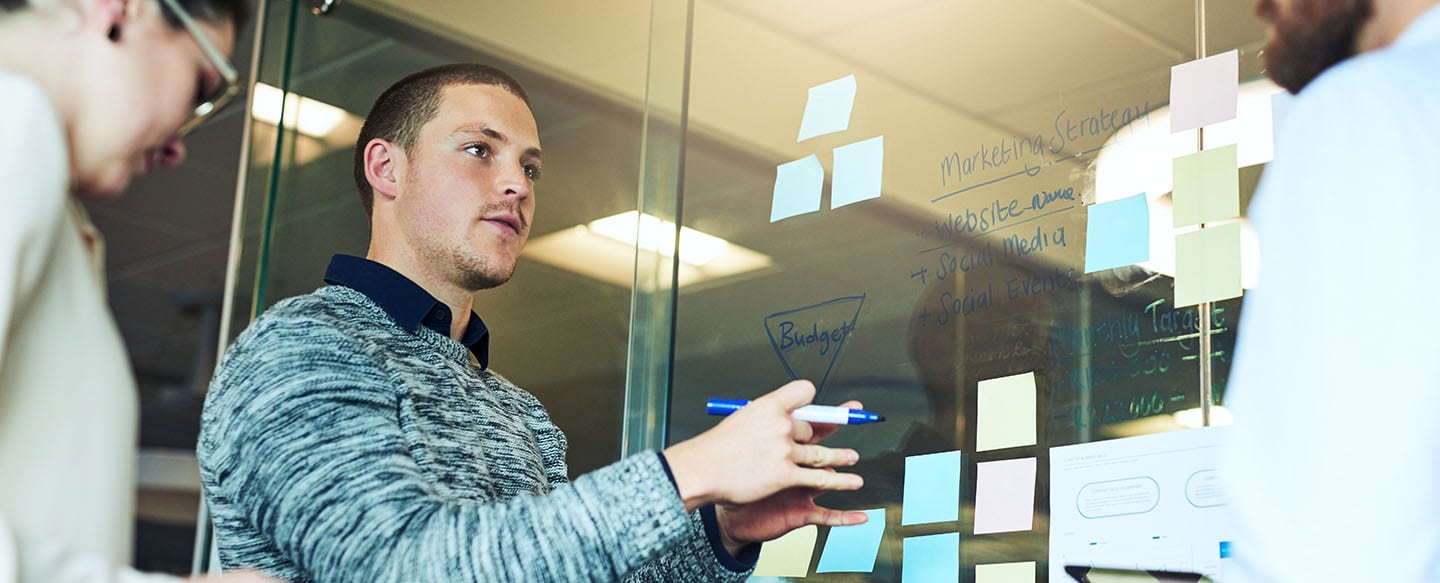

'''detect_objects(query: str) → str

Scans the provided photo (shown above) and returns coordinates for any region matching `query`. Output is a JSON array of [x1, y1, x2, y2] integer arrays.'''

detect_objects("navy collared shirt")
[[323, 254, 490, 370], [323, 255, 754, 569]]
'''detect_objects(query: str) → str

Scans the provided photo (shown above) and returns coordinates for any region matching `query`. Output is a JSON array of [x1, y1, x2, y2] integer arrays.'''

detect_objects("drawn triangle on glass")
[[763, 294, 865, 392]]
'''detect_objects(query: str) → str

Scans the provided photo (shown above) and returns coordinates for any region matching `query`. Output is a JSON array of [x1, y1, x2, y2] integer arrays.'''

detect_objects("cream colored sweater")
[[0, 69, 173, 583]]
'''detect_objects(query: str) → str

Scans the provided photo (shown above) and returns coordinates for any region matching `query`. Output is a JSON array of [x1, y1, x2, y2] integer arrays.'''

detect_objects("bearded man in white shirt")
[[1225, 0, 1440, 580]]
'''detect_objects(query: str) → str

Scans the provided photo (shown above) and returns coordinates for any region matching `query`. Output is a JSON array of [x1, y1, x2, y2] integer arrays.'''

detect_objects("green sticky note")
[[977, 372, 1037, 452], [754, 525, 817, 577], [977, 561, 1036, 583], [1174, 223, 1242, 307], [1173, 145, 1240, 227]]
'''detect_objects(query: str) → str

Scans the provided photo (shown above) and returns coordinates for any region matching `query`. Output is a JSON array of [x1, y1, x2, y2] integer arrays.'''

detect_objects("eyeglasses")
[[157, 0, 240, 136]]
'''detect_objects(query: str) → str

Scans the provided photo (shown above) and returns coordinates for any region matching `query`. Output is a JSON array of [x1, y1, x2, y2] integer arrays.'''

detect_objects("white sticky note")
[[831, 135, 884, 209], [797, 74, 857, 141], [770, 154, 824, 223], [977, 372, 1037, 452], [754, 525, 817, 577], [1170, 50, 1239, 133], [977, 561, 1036, 583], [974, 457, 1037, 534]]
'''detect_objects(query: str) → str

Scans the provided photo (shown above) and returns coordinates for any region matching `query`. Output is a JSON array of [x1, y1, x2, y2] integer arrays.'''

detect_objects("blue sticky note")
[[902, 532, 959, 583], [832, 135, 884, 209], [770, 154, 824, 223], [816, 509, 886, 573], [902, 450, 961, 525], [797, 75, 857, 141], [1085, 193, 1150, 273]]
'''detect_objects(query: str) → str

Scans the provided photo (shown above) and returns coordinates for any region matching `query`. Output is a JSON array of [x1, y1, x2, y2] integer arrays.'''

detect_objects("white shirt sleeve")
[[1223, 52, 1440, 582], [0, 515, 15, 583], [0, 71, 68, 377], [0, 73, 184, 583]]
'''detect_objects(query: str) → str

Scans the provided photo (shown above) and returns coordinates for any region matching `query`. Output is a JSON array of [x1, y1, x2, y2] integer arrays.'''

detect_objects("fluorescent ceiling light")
[[585, 211, 729, 266], [251, 83, 350, 139], [524, 211, 772, 289]]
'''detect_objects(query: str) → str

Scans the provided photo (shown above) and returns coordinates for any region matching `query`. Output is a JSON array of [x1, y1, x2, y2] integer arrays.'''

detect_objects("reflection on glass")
[[669, 1, 1264, 580]]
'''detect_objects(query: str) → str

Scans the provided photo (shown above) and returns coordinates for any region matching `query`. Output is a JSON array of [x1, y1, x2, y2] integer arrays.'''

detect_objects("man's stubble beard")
[[1255, 0, 1373, 94], [449, 242, 517, 292]]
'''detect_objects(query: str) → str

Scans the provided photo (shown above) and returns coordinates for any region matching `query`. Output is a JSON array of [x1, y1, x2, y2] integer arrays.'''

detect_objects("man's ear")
[[364, 138, 403, 202]]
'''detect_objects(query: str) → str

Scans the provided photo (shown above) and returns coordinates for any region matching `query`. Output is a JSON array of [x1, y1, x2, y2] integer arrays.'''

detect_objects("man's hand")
[[662, 381, 864, 512], [712, 400, 871, 555]]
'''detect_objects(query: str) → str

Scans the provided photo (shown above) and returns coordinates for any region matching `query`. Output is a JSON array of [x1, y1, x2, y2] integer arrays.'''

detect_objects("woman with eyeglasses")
[[0, 0, 271, 581]]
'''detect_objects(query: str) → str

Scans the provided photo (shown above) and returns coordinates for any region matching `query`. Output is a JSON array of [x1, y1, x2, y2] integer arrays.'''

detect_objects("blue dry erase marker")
[[706, 398, 885, 425]]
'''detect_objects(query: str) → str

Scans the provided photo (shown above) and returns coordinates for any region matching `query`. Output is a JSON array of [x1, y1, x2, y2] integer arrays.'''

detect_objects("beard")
[[413, 227, 522, 292], [451, 244, 517, 291], [411, 199, 529, 292], [1255, 0, 1373, 94]]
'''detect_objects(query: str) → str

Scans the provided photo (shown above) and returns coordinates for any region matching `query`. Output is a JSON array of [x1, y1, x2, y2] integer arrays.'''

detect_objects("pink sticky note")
[[974, 458, 1037, 534], [1170, 50, 1239, 133]]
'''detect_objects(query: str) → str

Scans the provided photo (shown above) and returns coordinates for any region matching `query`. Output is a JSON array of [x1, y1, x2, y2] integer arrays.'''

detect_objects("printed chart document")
[[1049, 426, 1234, 581]]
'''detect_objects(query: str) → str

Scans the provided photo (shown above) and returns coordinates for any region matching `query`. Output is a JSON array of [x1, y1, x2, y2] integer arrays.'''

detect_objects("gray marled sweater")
[[198, 286, 750, 582]]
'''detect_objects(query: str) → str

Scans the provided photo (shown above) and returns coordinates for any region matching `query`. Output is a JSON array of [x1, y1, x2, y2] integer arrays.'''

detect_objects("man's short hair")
[[0, 0, 250, 32], [352, 63, 531, 217]]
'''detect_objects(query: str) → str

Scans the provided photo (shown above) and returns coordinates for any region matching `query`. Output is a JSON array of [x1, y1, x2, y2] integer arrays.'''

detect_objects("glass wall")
[[224, 0, 1270, 580], [665, 0, 1267, 580], [214, 0, 680, 570], [234, 0, 661, 478]]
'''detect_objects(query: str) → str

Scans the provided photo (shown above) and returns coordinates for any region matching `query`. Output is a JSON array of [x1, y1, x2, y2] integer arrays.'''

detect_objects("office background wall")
[[88, 0, 1268, 578]]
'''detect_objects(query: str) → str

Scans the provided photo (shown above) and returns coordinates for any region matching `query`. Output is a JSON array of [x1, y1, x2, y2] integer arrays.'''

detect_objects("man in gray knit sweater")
[[198, 63, 869, 582]]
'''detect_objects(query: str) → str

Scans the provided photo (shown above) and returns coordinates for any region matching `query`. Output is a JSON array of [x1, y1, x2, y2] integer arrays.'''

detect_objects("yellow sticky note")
[[754, 525, 817, 577], [1175, 223, 1242, 307], [977, 561, 1036, 583], [977, 372, 1037, 452], [1173, 145, 1240, 227]]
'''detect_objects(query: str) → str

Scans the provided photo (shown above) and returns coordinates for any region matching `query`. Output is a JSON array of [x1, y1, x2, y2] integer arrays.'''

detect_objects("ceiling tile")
[[815, 0, 1179, 114], [705, 0, 938, 39]]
